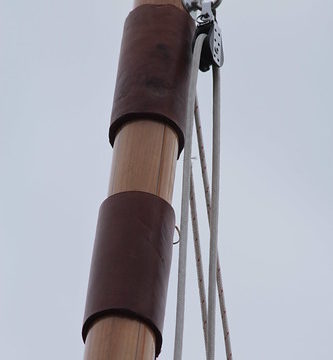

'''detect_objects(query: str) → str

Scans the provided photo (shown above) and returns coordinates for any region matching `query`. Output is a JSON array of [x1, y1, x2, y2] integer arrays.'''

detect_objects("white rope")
[[207, 65, 221, 360], [217, 257, 233, 360], [194, 96, 211, 222], [173, 33, 207, 360], [195, 91, 233, 359], [190, 166, 208, 356], [174, 29, 233, 360]]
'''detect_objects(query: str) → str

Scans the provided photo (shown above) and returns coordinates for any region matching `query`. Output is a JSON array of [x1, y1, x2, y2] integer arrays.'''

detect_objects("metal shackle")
[[182, 0, 222, 12]]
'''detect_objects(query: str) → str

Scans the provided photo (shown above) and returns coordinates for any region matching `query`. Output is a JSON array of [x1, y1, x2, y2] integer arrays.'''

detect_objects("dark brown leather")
[[110, 5, 195, 157], [82, 191, 175, 356]]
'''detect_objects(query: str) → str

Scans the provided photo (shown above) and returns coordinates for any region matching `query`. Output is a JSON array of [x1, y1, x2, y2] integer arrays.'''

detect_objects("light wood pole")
[[84, 1, 187, 359]]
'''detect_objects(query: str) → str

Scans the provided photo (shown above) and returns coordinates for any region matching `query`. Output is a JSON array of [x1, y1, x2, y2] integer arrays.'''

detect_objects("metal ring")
[[181, 0, 222, 12], [173, 225, 181, 245]]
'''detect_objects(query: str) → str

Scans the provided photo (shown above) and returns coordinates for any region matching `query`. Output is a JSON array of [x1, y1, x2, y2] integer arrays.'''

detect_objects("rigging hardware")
[[194, 1, 224, 72], [182, 0, 222, 12]]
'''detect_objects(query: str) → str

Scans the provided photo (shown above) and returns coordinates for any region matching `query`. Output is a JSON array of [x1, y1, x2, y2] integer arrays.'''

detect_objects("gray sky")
[[1, 0, 333, 359]]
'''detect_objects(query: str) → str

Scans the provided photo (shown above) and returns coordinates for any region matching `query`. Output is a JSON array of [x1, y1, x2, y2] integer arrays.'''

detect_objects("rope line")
[[173, 33, 207, 360], [174, 26, 233, 360], [190, 166, 208, 356], [194, 96, 233, 359], [207, 65, 221, 360]]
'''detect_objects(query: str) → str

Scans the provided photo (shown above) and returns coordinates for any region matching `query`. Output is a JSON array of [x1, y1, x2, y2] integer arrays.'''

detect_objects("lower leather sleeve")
[[82, 191, 175, 356]]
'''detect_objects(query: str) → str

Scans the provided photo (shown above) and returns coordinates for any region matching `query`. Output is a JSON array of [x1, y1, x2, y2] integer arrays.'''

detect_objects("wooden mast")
[[83, 1, 191, 359], [84, 122, 178, 360]]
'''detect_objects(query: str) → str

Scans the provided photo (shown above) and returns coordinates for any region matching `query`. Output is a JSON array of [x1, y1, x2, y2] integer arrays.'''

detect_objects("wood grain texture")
[[108, 120, 178, 203], [84, 121, 178, 360], [84, 0, 186, 358], [84, 317, 155, 360]]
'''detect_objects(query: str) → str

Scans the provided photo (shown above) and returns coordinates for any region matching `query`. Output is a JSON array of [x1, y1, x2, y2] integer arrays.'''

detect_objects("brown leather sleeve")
[[109, 5, 195, 157], [82, 191, 175, 356]]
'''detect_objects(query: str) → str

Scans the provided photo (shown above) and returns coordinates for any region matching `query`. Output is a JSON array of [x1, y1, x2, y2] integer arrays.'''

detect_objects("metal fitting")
[[182, 0, 222, 12], [182, 0, 222, 20], [193, 1, 224, 71]]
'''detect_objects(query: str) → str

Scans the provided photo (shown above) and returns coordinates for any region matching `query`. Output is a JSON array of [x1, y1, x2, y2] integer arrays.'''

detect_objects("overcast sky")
[[1, 0, 333, 359]]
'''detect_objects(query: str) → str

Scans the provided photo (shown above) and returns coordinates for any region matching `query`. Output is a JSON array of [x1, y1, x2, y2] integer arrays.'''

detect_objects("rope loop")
[[173, 10, 232, 358]]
